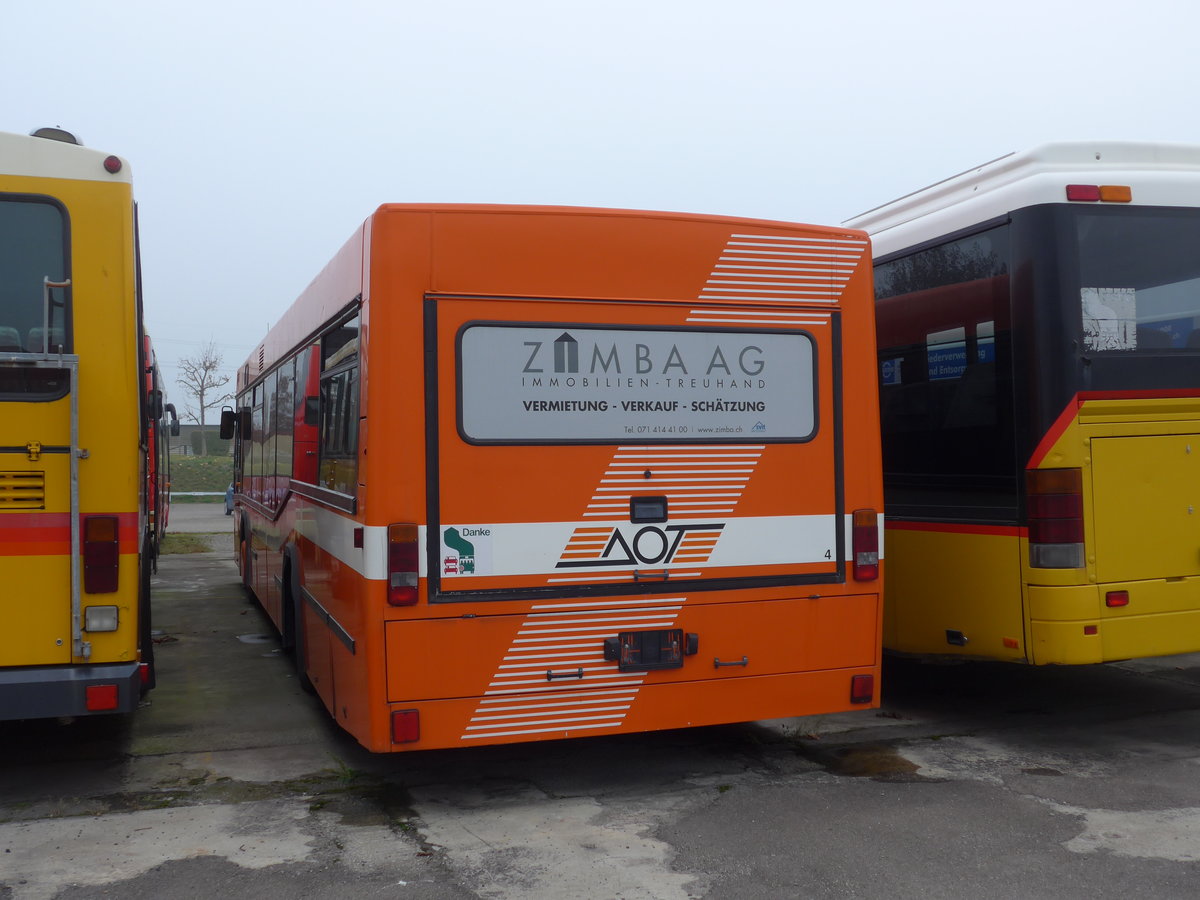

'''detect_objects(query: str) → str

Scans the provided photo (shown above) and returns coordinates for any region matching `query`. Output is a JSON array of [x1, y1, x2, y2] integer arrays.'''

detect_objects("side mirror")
[[147, 389, 164, 420], [303, 396, 319, 427], [165, 403, 180, 437], [219, 406, 236, 440]]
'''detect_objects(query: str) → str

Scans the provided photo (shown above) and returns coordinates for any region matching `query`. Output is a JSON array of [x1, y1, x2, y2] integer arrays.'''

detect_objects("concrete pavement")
[[5, 545, 1200, 898]]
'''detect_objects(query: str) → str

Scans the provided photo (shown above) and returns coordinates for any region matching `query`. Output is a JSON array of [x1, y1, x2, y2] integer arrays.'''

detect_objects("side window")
[[293, 344, 320, 484], [263, 370, 278, 509], [318, 315, 360, 496], [251, 383, 265, 504], [874, 225, 1016, 507], [276, 359, 295, 495]]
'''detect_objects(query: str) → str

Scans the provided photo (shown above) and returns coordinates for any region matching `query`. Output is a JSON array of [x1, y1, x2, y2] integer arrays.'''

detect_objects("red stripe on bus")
[[0, 512, 139, 556], [885, 520, 1024, 538], [1026, 389, 1200, 469]]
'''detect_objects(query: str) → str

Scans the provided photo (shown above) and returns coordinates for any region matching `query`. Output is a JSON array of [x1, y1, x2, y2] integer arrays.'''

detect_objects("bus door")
[[1088, 423, 1200, 585], [391, 295, 864, 740], [0, 357, 76, 666]]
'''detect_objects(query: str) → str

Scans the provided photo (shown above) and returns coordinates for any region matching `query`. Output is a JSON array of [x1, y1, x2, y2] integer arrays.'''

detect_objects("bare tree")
[[176, 340, 233, 456]]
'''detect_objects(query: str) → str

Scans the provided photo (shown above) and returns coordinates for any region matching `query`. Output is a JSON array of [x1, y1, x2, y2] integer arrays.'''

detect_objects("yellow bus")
[[0, 127, 159, 718], [846, 142, 1200, 664]]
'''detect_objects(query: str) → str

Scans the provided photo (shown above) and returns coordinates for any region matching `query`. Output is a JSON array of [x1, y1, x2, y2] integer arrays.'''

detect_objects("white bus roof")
[[0, 129, 132, 184], [845, 141, 1200, 258]]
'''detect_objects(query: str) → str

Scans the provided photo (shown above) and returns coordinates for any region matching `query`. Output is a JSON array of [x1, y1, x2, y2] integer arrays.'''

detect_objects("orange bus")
[[225, 204, 883, 752], [0, 128, 160, 719]]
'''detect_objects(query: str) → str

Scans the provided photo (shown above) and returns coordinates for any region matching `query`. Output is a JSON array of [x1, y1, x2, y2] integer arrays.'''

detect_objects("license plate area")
[[603, 628, 693, 672]]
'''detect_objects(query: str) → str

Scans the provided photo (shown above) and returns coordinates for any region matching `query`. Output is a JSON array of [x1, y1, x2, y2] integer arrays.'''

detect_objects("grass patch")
[[161, 533, 213, 554], [169, 456, 233, 493]]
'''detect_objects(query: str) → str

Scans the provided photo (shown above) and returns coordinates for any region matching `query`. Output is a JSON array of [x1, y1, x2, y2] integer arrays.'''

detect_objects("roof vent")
[[30, 127, 82, 145]]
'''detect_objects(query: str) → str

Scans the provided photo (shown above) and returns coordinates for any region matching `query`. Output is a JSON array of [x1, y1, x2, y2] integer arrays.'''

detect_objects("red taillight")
[[391, 709, 420, 743], [1066, 184, 1101, 202], [1026, 469, 1084, 568], [387, 523, 419, 606], [103, 155, 123, 174], [850, 673, 875, 705], [86, 684, 119, 711], [1106, 590, 1130, 608], [83, 515, 120, 593], [852, 508, 879, 581], [139, 662, 151, 685]]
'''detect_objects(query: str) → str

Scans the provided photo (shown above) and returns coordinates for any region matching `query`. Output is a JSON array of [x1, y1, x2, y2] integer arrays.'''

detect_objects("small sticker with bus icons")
[[441, 526, 492, 577]]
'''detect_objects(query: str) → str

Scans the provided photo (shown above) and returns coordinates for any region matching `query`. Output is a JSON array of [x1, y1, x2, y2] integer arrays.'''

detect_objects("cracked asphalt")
[[4, 506, 1200, 898]]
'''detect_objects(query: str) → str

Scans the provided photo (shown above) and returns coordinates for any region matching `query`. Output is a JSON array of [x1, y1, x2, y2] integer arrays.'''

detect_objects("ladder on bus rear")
[[0, 278, 89, 661]]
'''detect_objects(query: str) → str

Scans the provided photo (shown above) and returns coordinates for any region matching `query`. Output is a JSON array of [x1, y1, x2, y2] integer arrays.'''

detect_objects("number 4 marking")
[[824, 549, 832, 559]]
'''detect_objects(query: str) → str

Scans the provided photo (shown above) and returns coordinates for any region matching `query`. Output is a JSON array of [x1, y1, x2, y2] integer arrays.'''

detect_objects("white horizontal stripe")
[[729, 233, 867, 245], [544, 573, 644, 581], [727, 240, 866, 250], [499, 658, 605, 670], [600, 475, 751, 483], [697, 294, 839, 303], [489, 674, 645, 690], [709, 279, 850, 288], [603, 468, 754, 475], [702, 286, 842, 295], [462, 722, 622, 739], [686, 317, 829, 325], [475, 696, 638, 710], [519, 617, 678, 632], [529, 604, 682, 616], [715, 260, 859, 271], [467, 712, 628, 730], [532, 598, 686, 610], [688, 309, 830, 318], [615, 445, 766, 451], [719, 249, 863, 260], [524, 611, 680, 625], [470, 704, 632, 722], [504, 648, 599, 660]]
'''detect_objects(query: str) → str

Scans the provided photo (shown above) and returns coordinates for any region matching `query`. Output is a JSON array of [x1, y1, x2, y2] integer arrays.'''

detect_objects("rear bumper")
[[1028, 578, 1200, 664], [0, 662, 142, 721]]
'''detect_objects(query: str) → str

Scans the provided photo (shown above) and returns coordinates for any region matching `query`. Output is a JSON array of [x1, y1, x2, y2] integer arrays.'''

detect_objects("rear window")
[[457, 323, 817, 444], [0, 195, 69, 356], [1074, 207, 1200, 352]]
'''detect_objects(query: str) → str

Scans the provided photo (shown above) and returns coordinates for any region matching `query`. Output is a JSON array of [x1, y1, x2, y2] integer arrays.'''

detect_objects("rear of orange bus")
[[250, 205, 884, 751]]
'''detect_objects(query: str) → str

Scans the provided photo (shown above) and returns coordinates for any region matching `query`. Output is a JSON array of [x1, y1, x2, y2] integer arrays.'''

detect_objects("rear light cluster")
[[850, 673, 875, 705], [852, 508, 879, 581], [1066, 184, 1132, 203], [387, 523, 419, 606], [1026, 468, 1084, 568], [83, 515, 119, 593]]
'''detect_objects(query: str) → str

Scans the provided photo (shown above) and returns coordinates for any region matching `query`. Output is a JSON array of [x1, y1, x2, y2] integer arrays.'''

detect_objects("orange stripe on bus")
[[1026, 389, 1200, 469], [0, 512, 139, 556]]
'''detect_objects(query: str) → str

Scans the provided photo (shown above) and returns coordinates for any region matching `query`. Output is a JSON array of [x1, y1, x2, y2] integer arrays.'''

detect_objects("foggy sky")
[[6, 0, 1198, 416]]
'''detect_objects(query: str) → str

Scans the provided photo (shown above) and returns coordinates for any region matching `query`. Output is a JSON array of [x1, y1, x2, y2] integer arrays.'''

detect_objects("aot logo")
[[556, 523, 724, 569]]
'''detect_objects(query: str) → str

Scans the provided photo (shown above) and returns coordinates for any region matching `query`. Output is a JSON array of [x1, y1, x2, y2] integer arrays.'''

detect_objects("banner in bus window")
[[1082, 287, 1136, 351], [926, 327, 967, 381], [457, 324, 816, 443]]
